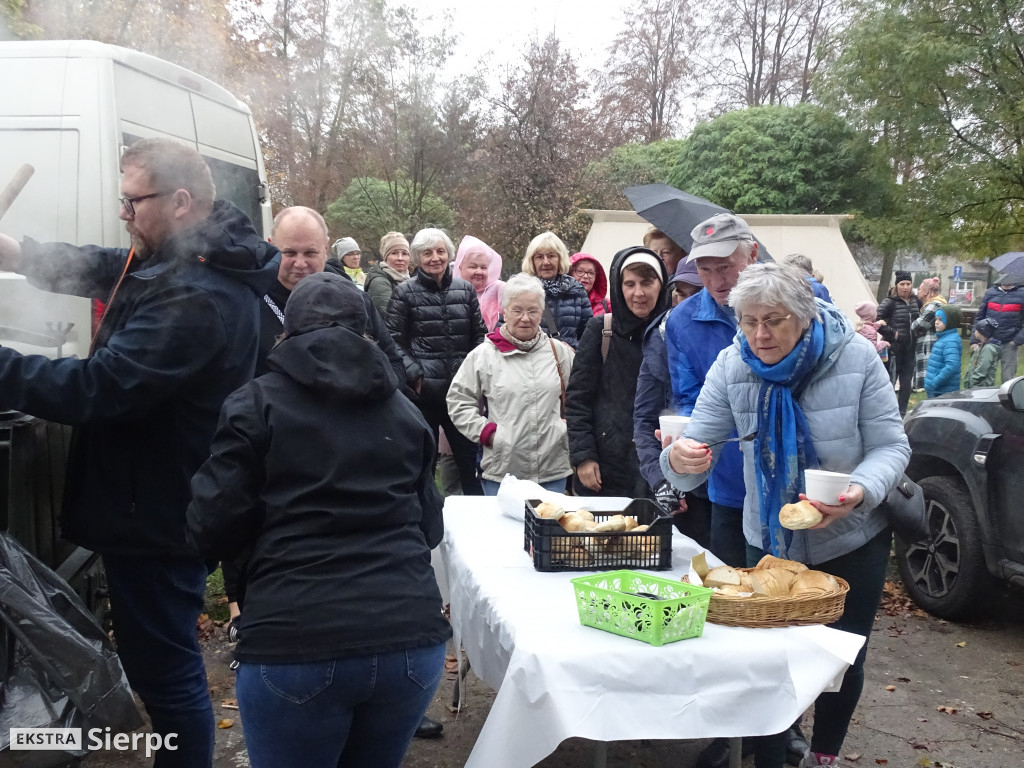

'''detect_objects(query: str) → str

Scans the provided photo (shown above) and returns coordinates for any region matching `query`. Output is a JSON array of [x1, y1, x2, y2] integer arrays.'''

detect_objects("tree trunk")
[[877, 247, 897, 302]]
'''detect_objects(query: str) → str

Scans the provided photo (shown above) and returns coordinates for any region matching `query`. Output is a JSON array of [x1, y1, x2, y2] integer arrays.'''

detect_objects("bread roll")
[[756, 554, 809, 574], [704, 565, 742, 588], [535, 501, 565, 521], [593, 515, 627, 533], [779, 499, 822, 530], [789, 570, 839, 597], [623, 516, 639, 531], [574, 508, 595, 522], [559, 513, 590, 532], [632, 524, 649, 533]]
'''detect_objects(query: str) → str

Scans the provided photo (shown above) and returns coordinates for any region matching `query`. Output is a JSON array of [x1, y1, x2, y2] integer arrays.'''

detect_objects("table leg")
[[728, 737, 742, 768], [592, 741, 607, 768]]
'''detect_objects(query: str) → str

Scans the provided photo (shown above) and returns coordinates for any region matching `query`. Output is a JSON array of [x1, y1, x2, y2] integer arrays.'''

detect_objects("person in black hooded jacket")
[[0, 138, 280, 768], [566, 247, 669, 497], [385, 227, 485, 495], [187, 272, 450, 768]]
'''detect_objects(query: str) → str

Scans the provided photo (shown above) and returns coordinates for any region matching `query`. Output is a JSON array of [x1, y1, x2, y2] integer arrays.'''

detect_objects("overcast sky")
[[417, 0, 627, 77]]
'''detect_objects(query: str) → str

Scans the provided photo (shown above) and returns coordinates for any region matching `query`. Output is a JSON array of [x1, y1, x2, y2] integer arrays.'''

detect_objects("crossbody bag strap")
[[549, 338, 566, 418], [601, 312, 613, 363]]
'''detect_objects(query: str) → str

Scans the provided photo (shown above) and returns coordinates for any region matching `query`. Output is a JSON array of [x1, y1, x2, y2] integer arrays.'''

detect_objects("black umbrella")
[[989, 251, 1024, 276], [625, 183, 773, 261]]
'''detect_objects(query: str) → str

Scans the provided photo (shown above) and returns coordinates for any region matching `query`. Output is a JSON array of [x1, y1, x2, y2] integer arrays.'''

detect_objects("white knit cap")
[[620, 252, 663, 278]]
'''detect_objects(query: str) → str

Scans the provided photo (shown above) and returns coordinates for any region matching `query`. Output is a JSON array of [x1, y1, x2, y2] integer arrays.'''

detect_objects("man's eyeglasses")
[[738, 314, 793, 333], [572, 269, 596, 278], [119, 191, 171, 217], [506, 307, 542, 319]]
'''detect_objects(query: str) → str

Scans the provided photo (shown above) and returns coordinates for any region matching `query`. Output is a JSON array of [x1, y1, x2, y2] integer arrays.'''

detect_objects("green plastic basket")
[[570, 570, 713, 646]]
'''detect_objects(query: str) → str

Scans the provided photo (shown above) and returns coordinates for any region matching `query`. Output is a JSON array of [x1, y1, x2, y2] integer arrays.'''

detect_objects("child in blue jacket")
[[924, 305, 963, 398]]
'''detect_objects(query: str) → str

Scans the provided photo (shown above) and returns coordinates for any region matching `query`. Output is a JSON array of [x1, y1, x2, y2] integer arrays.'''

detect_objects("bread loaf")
[[779, 499, 822, 530], [756, 554, 809, 574], [749, 568, 796, 597], [789, 570, 839, 597], [704, 565, 742, 588]]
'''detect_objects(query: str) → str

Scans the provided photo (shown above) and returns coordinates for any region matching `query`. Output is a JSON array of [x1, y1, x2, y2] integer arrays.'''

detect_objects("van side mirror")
[[997, 376, 1024, 412]]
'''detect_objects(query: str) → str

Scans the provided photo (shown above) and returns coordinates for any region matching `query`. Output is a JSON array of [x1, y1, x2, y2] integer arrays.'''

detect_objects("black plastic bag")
[[0, 533, 142, 767]]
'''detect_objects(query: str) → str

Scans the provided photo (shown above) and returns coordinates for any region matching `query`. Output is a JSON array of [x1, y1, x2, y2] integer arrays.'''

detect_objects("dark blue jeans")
[[236, 642, 446, 768], [710, 503, 747, 566], [103, 555, 214, 768], [745, 527, 893, 766]]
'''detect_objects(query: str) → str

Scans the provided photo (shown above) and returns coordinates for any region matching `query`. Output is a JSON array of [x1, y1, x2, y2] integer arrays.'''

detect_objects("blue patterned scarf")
[[739, 319, 824, 556]]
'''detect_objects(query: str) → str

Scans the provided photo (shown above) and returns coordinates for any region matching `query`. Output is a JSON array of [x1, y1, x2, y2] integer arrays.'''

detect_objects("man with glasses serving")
[[0, 138, 278, 768]]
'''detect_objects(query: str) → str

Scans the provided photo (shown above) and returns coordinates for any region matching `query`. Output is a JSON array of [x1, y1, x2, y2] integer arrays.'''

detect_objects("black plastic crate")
[[523, 498, 673, 571]]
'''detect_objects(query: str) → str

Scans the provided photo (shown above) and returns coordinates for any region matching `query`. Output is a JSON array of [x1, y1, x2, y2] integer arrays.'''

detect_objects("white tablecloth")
[[440, 496, 865, 768]]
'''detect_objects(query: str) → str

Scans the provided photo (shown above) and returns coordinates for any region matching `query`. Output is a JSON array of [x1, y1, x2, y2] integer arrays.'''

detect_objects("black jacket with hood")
[[0, 201, 279, 556], [566, 247, 670, 497], [187, 273, 450, 663]]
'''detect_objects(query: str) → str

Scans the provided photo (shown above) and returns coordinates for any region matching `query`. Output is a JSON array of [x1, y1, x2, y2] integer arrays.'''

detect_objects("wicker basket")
[[703, 569, 850, 628]]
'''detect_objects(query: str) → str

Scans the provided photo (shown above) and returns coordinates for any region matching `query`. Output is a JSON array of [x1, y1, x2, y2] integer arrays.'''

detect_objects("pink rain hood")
[[569, 253, 609, 316], [454, 235, 505, 331]]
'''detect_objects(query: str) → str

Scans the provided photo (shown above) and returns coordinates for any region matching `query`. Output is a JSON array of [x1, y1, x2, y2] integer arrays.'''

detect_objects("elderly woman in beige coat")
[[447, 274, 575, 495]]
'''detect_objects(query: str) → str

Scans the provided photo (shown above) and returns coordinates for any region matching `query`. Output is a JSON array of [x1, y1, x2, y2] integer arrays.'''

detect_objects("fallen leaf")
[[918, 717, 928, 722], [977, 711, 994, 720], [217, 718, 234, 729], [445, 657, 459, 675], [885, 685, 896, 692], [844, 752, 861, 762], [875, 760, 888, 765], [897, 676, 911, 683], [955, 641, 966, 647], [916, 758, 932, 767], [937, 705, 958, 714]]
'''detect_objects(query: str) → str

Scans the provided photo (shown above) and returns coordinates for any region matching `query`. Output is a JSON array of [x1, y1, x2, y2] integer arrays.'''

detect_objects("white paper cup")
[[803, 469, 852, 505], [659, 415, 691, 443]]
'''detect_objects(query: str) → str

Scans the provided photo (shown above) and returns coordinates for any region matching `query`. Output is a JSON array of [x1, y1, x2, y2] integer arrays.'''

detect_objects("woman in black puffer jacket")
[[877, 269, 922, 416], [521, 231, 593, 348], [386, 228, 486, 495], [566, 247, 669, 497]]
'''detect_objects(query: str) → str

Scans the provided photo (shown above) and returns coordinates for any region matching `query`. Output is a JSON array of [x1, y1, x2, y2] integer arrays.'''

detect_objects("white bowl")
[[803, 469, 852, 505]]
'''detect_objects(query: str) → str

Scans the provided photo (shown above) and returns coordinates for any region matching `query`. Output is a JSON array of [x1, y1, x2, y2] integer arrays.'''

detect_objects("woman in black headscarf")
[[566, 247, 669, 497]]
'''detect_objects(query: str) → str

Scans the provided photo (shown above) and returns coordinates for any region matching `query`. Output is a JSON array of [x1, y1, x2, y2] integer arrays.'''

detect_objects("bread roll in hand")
[[779, 499, 822, 530]]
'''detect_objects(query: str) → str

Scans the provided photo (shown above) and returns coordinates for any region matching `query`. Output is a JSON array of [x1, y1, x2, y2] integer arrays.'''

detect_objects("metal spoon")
[[703, 431, 758, 449]]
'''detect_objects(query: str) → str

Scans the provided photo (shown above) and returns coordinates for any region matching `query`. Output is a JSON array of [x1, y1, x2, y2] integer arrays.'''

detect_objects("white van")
[[0, 39, 272, 359]]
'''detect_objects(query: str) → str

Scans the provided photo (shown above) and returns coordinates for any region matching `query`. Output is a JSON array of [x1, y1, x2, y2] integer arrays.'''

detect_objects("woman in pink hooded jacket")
[[454, 235, 505, 331], [569, 253, 609, 316]]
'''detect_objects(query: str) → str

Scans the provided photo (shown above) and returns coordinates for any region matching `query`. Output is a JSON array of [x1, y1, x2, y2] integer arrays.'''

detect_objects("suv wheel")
[[895, 476, 994, 620]]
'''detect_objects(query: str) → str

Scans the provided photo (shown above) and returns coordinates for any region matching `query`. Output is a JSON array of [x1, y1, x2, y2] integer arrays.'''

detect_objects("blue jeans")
[[103, 555, 214, 768], [237, 642, 446, 768], [480, 477, 569, 496]]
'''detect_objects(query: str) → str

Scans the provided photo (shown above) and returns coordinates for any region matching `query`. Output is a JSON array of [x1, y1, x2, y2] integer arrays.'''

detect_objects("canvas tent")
[[580, 210, 873, 322]]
